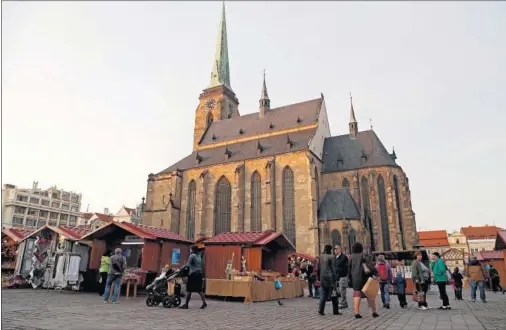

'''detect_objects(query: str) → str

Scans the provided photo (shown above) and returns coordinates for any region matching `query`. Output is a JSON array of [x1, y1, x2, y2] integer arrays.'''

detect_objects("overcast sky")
[[2, 1, 505, 231]]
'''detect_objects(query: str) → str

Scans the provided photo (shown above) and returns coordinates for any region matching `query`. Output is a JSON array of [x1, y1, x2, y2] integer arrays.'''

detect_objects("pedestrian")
[[103, 248, 126, 304], [179, 245, 207, 309], [98, 250, 111, 296], [334, 245, 349, 309], [348, 242, 378, 319], [307, 259, 315, 297], [489, 265, 505, 294], [317, 244, 340, 316], [432, 252, 451, 310], [451, 267, 463, 300], [394, 271, 407, 308], [376, 254, 392, 309], [466, 256, 487, 303], [313, 256, 320, 299], [411, 251, 429, 310]]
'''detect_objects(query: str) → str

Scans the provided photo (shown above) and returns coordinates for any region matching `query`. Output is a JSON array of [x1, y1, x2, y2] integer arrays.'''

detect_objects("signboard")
[[124, 235, 143, 243], [171, 248, 181, 265]]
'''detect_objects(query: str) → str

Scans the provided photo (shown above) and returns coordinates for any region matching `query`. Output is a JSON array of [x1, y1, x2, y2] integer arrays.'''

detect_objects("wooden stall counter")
[[206, 279, 304, 303]]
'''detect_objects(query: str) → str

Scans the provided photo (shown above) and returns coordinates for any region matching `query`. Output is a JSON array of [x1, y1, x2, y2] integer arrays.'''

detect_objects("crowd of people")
[[292, 243, 506, 318]]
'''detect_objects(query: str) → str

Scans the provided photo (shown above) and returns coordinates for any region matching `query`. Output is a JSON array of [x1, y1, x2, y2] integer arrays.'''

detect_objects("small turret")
[[259, 70, 270, 117], [349, 93, 358, 138]]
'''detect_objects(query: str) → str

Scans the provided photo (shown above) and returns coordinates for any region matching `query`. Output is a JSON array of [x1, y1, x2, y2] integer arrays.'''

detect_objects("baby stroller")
[[146, 265, 188, 308]]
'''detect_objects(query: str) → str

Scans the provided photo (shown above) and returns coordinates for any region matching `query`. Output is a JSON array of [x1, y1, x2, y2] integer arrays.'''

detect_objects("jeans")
[[471, 280, 486, 301], [379, 281, 390, 305], [103, 274, 121, 303], [308, 280, 314, 297], [338, 277, 348, 307], [99, 272, 108, 295], [318, 286, 339, 315], [397, 294, 407, 307], [454, 286, 463, 300], [491, 277, 503, 292], [436, 281, 450, 307]]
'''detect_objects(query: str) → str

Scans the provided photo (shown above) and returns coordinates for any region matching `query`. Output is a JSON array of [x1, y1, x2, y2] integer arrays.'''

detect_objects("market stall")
[[14, 225, 91, 290], [1, 227, 34, 287], [372, 249, 430, 295], [203, 231, 302, 303], [82, 222, 193, 297]]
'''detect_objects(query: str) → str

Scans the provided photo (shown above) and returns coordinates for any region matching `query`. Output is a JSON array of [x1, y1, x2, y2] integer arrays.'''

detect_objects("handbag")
[[275, 279, 282, 290]]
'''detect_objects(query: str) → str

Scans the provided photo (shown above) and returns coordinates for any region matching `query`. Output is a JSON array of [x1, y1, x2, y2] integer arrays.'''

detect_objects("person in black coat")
[[334, 245, 349, 308], [317, 245, 341, 316], [348, 242, 379, 319]]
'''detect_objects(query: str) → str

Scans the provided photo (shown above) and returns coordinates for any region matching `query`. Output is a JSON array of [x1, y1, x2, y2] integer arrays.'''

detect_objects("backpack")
[[378, 263, 389, 282]]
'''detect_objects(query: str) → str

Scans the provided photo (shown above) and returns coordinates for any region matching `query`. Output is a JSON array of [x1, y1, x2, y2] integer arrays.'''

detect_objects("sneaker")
[[481, 300, 487, 303], [102, 301, 108, 304], [179, 305, 189, 309], [372, 312, 379, 318], [471, 299, 476, 302], [111, 301, 118, 304], [386, 304, 390, 309], [318, 311, 325, 316], [354, 314, 363, 319], [418, 306, 428, 311], [200, 303, 208, 309]]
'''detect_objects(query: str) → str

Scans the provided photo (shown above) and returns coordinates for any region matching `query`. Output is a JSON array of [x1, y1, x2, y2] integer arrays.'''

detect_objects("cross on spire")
[[208, 1, 232, 90]]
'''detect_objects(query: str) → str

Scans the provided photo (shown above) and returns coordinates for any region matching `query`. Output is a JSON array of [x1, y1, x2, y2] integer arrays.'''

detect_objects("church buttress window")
[[331, 229, 341, 247], [186, 180, 196, 240], [214, 176, 231, 235], [342, 178, 349, 189], [250, 172, 262, 231], [377, 175, 391, 251], [282, 166, 296, 247]]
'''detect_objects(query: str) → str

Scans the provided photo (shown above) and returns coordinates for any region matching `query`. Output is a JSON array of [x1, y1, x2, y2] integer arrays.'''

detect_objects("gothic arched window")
[[348, 228, 357, 253], [282, 166, 296, 246], [206, 113, 214, 127], [342, 178, 350, 189], [377, 175, 391, 251], [186, 180, 196, 240], [214, 176, 231, 235], [315, 169, 320, 208], [331, 229, 341, 247], [393, 175, 406, 250], [361, 176, 375, 251], [250, 171, 262, 231]]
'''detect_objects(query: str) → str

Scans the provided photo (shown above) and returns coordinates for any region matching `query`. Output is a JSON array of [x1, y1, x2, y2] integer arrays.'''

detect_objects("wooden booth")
[[14, 225, 91, 289], [204, 231, 303, 303], [2, 227, 34, 287], [82, 222, 193, 298], [372, 249, 430, 295], [493, 230, 506, 288]]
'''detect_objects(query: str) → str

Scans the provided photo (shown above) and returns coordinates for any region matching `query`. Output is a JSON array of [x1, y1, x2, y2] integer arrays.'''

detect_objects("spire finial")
[[259, 69, 270, 117], [208, 1, 232, 90], [349, 92, 357, 123], [349, 92, 358, 138], [369, 118, 374, 130]]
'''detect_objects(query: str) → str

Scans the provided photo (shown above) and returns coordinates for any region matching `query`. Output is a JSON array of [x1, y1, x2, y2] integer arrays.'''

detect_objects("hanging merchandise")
[[27, 229, 53, 289]]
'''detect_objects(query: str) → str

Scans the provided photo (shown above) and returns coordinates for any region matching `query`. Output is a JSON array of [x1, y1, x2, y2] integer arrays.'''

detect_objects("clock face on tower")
[[205, 99, 216, 112]]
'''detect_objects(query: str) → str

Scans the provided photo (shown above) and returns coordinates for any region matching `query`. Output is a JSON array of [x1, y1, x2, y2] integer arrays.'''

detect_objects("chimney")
[[104, 208, 109, 215]]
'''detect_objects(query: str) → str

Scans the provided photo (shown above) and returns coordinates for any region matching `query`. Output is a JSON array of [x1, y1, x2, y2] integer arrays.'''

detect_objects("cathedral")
[[142, 3, 418, 256]]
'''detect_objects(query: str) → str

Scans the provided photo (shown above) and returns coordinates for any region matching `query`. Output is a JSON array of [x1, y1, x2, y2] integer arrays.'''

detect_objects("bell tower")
[[193, 2, 239, 150]]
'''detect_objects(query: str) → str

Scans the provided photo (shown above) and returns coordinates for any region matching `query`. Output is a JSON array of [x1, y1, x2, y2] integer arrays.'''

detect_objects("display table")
[[205, 279, 304, 303]]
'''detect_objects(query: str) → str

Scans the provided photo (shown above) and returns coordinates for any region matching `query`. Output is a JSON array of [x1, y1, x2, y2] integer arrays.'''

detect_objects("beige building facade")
[[141, 4, 418, 256]]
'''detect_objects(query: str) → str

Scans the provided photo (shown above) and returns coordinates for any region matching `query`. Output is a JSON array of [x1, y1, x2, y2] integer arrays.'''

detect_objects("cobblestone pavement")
[[2, 286, 506, 330]]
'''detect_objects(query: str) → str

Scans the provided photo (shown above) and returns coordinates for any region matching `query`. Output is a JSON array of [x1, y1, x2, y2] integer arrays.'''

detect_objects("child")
[[451, 267, 463, 300], [394, 271, 407, 308]]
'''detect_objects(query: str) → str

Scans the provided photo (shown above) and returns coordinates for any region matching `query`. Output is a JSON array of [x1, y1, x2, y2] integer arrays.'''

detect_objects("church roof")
[[321, 130, 397, 173], [318, 189, 361, 221], [160, 128, 316, 173], [199, 98, 322, 146]]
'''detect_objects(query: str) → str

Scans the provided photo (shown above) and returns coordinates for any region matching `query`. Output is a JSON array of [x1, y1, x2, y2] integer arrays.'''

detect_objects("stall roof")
[[80, 221, 193, 243], [20, 225, 91, 242], [289, 253, 316, 263], [474, 250, 504, 261], [204, 231, 295, 250], [1, 227, 35, 243]]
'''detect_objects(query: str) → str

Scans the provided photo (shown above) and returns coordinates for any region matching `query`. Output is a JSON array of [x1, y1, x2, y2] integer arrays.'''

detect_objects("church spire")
[[208, 1, 232, 90], [259, 69, 270, 117], [349, 93, 358, 138]]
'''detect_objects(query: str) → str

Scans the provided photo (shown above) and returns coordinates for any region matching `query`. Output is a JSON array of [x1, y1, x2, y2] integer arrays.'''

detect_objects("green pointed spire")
[[208, 1, 231, 90]]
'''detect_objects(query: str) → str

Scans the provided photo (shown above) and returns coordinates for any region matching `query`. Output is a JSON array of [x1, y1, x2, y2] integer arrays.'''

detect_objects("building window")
[[51, 201, 60, 208], [39, 210, 48, 218], [348, 228, 357, 253], [60, 214, 68, 221], [186, 180, 197, 240], [456, 239, 460, 244], [16, 195, 28, 202], [12, 217, 24, 225], [48, 220, 57, 226], [71, 206, 79, 212], [342, 178, 349, 189], [315, 169, 320, 209], [43, 191, 49, 197], [331, 229, 341, 247], [250, 171, 262, 232], [49, 212, 58, 220], [62, 204, 70, 210], [14, 206, 26, 214], [282, 166, 296, 247], [41, 199, 50, 206], [377, 175, 391, 251], [52, 192, 60, 199], [29, 197, 39, 204], [38, 220, 46, 227], [393, 175, 406, 250], [27, 209, 38, 217], [62, 193, 69, 201], [361, 176, 375, 251], [25, 219, 36, 227], [214, 176, 231, 235], [69, 215, 77, 226], [71, 195, 79, 203]]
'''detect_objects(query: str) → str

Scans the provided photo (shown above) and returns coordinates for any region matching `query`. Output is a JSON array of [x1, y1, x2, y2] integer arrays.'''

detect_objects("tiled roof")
[[124, 207, 136, 215], [120, 222, 193, 243], [81, 213, 94, 220], [474, 250, 503, 261], [419, 238, 450, 247], [56, 226, 91, 240], [205, 231, 294, 250], [418, 230, 448, 240], [461, 226, 502, 240], [496, 230, 506, 248], [1, 228, 35, 243], [318, 189, 361, 220], [159, 128, 315, 174], [199, 98, 322, 146], [94, 213, 114, 223], [322, 130, 397, 173]]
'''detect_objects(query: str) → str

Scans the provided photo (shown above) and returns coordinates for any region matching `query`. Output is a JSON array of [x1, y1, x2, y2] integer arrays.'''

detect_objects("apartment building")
[[2, 182, 82, 228]]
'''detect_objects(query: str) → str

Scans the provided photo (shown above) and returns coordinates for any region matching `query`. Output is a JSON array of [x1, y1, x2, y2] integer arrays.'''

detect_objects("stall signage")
[[171, 248, 181, 265], [124, 235, 143, 243]]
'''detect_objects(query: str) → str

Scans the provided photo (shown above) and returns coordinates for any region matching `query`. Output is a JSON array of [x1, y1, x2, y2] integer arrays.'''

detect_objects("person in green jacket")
[[432, 252, 450, 310], [98, 250, 111, 296]]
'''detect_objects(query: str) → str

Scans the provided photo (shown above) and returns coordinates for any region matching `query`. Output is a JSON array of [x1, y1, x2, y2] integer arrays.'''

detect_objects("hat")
[[334, 245, 341, 249]]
